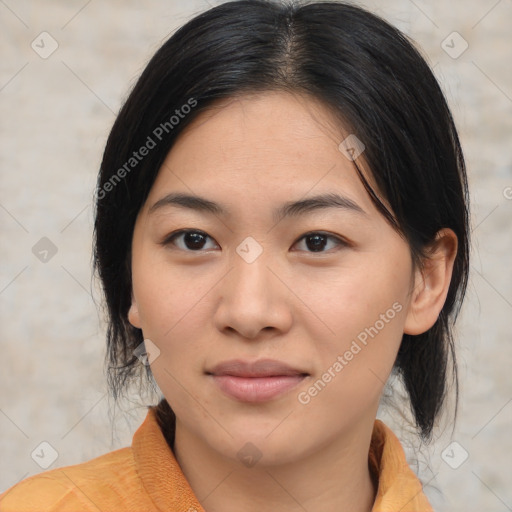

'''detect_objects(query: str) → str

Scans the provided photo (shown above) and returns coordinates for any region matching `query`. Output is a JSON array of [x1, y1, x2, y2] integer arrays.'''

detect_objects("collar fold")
[[132, 408, 433, 512]]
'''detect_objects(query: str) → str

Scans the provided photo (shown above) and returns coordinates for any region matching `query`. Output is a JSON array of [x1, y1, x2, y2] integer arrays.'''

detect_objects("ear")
[[128, 297, 142, 329], [404, 228, 458, 335]]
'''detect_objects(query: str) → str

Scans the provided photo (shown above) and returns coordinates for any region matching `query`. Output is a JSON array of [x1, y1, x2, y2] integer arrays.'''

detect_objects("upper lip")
[[206, 359, 309, 377]]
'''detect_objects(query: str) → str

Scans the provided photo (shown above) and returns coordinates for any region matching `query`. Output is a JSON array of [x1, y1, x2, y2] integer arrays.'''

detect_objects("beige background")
[[1, 0, 511, 510]]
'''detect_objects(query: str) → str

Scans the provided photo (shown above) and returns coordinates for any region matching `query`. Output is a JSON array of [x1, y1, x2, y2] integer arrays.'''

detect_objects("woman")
[[0, 0, 469, 510]]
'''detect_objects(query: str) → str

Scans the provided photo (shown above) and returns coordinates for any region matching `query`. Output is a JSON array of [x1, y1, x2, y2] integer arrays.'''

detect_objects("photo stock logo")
[[441, 441, 469, 469], [236, 236, 264, 264], [237, 442, 263, 468], [32, 237, 58, 263], [338, 134, 365, 161], [298, 301, 403, 405], [133, 339, 161, 366], [31, 441, 59, 470], [31, 31, 59, 59], [441, 31, 469, 59], [97, 98, 197, 200]]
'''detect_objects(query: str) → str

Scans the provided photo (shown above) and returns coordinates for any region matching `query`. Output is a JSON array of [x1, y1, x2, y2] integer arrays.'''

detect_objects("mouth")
[[205, 359, 309, 403]]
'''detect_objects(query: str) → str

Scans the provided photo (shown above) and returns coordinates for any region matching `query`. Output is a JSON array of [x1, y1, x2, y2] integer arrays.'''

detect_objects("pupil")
[[307, 234, 326, 252], [185, 232, 205, 249], [182, 233, 328, 251]]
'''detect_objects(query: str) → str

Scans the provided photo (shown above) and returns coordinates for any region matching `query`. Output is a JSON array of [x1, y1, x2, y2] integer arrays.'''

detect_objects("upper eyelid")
[[292, 231, 350, 250], [163, 229, 349, 249]]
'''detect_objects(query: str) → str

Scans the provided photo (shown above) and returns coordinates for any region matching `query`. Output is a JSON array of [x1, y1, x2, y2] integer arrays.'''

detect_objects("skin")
[[128, 91, 457, 512]]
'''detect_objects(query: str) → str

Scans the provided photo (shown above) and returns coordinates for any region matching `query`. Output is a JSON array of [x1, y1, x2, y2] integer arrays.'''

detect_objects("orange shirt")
[[0, 407, 433, 511]]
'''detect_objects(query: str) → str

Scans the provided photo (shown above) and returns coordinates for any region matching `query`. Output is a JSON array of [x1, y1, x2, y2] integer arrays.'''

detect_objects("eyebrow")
[[149, 191, 367, 223]]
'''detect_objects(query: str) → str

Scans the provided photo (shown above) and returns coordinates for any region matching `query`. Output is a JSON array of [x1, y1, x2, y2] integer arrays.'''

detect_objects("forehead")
[[146, 91, 377, 215], [172, 91, 347, 166]]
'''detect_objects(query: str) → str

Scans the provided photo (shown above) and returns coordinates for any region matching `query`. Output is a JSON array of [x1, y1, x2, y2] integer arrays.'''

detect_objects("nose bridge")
[[213, 238, 292, 338], [228, 239, 273, 300]]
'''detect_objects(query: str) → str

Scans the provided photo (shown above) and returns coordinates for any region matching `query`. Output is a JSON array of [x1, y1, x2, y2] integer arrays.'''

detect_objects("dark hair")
[[93, 0, 470, 441]]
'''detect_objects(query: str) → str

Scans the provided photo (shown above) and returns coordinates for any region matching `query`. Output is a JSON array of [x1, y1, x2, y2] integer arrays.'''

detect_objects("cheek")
[[132, 254, 210, 405], [296, 257, 409, 337], [294, 276, 408, 431], [293, 255, 411, 388], [130, 250, 220, 408], [131, 242, 215, 341]]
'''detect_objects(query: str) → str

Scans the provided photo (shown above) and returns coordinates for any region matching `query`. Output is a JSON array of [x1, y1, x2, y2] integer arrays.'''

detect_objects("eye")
[[162, 229, 218, 251], [292, 231, 348, 253], [162, 229, 348, 254]]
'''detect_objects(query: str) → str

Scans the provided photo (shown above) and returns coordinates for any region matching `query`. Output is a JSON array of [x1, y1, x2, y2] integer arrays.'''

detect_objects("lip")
[[206, 359, 309, 403]]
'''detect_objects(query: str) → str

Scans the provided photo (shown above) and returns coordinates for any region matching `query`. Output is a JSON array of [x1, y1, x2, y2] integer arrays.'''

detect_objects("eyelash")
[[161, 229, 349, 254]]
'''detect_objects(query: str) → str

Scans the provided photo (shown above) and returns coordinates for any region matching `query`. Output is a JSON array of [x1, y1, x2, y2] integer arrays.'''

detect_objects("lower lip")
[[211, 375, 307, 402]]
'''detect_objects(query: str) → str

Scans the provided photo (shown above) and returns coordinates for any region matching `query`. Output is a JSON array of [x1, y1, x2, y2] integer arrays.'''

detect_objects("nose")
[[213, 250, 293, 340]]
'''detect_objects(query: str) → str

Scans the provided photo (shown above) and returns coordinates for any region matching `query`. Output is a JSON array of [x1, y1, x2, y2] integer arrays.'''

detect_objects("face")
[[128, 91, 418, 466]]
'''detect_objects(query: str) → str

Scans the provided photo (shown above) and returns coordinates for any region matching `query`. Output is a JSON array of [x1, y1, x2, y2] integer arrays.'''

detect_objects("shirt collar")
[[369, 419, 433, 511], [133, 407, 432, 511]]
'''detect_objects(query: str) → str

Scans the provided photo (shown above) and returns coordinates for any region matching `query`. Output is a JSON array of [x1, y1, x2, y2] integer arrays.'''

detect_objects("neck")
[[172, 417, 377, 512]]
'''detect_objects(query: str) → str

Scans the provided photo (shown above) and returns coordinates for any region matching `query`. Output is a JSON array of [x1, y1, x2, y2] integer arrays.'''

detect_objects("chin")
[[224, 424, 310, 468]]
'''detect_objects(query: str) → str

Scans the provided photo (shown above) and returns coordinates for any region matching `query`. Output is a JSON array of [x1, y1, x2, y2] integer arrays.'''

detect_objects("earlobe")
[[128, 299, 142, 329], [404, 228, 458, 335]]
